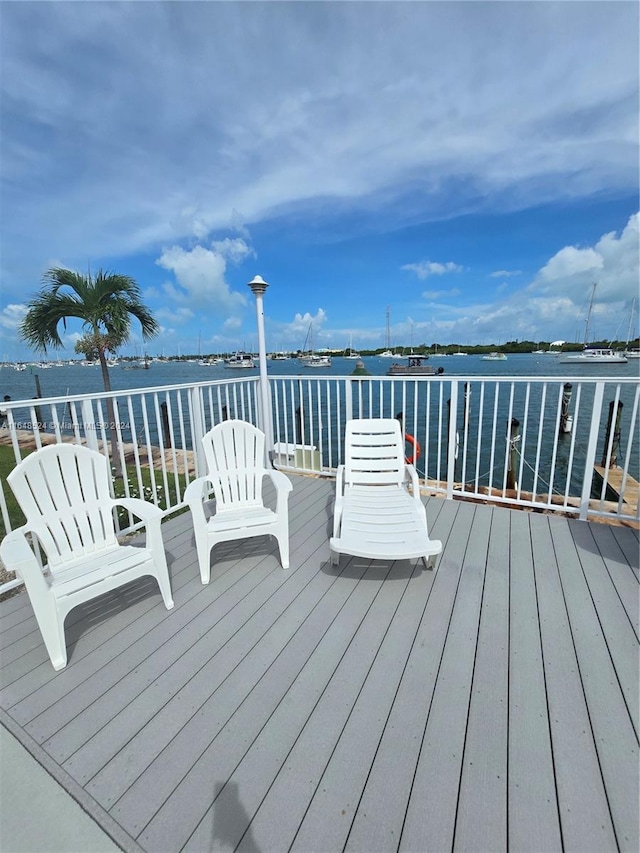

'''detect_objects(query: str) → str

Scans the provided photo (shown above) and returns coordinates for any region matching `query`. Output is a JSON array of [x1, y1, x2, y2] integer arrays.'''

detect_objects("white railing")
[[1, 373, 638, 594]]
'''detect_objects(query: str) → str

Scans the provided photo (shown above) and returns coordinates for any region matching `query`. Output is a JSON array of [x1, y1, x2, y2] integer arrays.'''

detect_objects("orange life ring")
[[405, 433, 421, 465]]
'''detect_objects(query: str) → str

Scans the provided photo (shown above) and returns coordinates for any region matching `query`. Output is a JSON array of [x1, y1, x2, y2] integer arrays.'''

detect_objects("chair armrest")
[[184, 476, 214, 526], [0, 527, 51, 595], [404, 463, 421, 501], [266, 469, 293, 495], [267, 468, 293, 515], [115, 497, 163, 522]]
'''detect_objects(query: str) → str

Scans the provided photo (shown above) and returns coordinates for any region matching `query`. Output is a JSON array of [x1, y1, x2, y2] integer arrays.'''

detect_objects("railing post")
[[190, 386, 206, 477], [345, 376, 354, 422], [446, 379, 459, 499], [579, 381, 605, 520], [81, 399, 100, 452]]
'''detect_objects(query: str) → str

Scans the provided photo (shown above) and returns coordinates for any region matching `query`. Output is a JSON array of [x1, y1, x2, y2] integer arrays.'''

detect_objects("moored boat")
[[387, 355, 443, 376], [558, 347, 627, 364], [225, 352, 256, 369]]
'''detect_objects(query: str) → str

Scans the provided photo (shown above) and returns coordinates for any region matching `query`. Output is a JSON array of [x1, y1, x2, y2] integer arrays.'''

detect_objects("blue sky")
[[1, 1, 638, 359]]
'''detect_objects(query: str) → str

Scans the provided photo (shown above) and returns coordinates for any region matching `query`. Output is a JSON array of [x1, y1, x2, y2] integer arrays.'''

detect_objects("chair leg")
[[154, 567, 175, 609], [276, 532, 290, 570], [38, 611, 68, 671], [330, 548, 340, 567], [422, 554, 437, 570]]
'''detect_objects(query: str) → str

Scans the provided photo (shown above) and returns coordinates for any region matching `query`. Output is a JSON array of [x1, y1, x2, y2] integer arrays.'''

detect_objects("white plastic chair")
[[0, 443, 174, 670], [330, 418, 442, 568], [185, 420, 293, 584]]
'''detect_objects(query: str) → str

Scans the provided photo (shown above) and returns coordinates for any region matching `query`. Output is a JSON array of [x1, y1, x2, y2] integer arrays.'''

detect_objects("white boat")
[[481, 352, 507, 361], [303, 354, 332, 368], [379, 350, 402, 358], [558, 348, 628, 364], [624, 349, 640, 359], [225, 352, 256, 369]]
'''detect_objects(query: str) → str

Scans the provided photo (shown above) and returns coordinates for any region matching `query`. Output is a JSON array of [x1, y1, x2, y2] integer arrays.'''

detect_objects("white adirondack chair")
[[185, 420, 293, 584], [0, 443, 174, 670], [330, 418, 442, 568]]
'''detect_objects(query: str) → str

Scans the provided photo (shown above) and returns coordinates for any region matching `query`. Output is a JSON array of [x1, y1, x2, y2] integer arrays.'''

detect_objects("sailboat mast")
[[385, 306, 391, 350], [584, 282, 597, 347]]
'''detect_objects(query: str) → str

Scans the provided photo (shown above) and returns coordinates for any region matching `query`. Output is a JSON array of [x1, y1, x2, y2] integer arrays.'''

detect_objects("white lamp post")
[[247, 275, 273, 458]]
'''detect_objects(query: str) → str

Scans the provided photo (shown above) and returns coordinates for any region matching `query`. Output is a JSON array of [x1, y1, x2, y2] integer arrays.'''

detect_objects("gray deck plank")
[[399, 502, 491, 853], [208, 557, 421, 853], [30, 481, 328, 755], [58, 483, 332, 787], [568, 519, 639, 733], [287, 501, 450, 853], [607, 522, 639, 579], [86, 508, 334, 814], [588, 522, 640, 634], [453, 503, 510, 852], [530, 512, 617, 852], [1, 475, 638, 853], [506, 510, 562, 852], [343, 499, 469, 853], [142, 559, 413, 850], [549, 517, 639, 851], [133, 550, 375, 852]]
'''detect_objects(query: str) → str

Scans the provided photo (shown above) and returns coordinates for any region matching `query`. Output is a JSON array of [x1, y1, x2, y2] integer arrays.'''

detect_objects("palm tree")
[[20, 267, 159, 475]]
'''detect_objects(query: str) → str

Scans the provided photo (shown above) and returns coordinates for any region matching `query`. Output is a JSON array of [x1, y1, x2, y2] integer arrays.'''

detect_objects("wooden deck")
[[1, 474, 638, 853]]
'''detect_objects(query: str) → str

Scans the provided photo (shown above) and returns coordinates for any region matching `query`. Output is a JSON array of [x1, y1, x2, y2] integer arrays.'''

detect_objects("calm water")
[[2, 352, 639, 402]]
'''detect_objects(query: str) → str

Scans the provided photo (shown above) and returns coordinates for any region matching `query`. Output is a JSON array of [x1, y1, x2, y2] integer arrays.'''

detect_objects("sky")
[[0, 1, 638, 360]]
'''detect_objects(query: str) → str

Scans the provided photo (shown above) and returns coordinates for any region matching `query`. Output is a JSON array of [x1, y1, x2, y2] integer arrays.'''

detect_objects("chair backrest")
[[201, 420, 266, 509], [344, 418, 405, 487], [7, 443, 118, 568]]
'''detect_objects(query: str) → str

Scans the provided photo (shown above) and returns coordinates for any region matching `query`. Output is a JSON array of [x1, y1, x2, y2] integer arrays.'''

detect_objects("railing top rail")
[[1, 374, 261, 408]]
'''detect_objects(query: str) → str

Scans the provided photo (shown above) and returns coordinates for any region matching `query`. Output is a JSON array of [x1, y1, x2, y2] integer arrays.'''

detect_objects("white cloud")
[[531, 212, 639, 305], [490, 270, 521, 278], [402, 261, 463, 280], [0, 303, 27, 329], [211, 237, 256, 264], [156, 243, 248, 313], [537, 246, 603, 282]]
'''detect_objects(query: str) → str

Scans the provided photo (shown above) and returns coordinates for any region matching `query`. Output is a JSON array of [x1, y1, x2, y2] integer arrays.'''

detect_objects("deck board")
[[1, 473, 638, 853]]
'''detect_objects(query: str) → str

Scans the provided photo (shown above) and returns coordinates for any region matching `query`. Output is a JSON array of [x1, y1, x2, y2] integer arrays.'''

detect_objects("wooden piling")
[[506, 417, 520, 491], [560, 382, 573, 434], [160, 402, 172, 448], [601, 400, 623, 467]]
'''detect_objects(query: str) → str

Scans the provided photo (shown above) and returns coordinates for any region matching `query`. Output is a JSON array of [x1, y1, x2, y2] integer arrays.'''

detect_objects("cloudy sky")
[[1, 1, 638, 359]]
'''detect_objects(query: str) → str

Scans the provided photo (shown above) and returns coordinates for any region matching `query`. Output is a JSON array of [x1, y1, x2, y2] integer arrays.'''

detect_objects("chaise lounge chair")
[[330, 418, 442, 568]]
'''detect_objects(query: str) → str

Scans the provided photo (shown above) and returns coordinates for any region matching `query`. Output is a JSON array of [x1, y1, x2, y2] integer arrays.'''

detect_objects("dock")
[[593, 465, 640, 516]]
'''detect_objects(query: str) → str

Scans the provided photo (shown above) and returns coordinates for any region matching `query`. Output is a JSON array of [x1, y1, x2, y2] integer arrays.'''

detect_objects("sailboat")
[[559, 284, 627, 364], [344, 334, 361, 359], [623, 298, 640, 359], [299, 323, 332, 368]]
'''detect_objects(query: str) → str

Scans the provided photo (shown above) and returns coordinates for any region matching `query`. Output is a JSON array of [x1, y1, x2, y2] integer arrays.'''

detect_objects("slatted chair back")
[[202, 420, 266, 510], [344, 418, 405, 488], [7, 443, 118, 569]]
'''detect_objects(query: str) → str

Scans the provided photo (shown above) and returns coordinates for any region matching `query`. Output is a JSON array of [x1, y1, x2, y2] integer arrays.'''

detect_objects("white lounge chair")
[[330, 418, 442, 568], [0, 443, 174, 670], [185, 420, 293, 584]]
